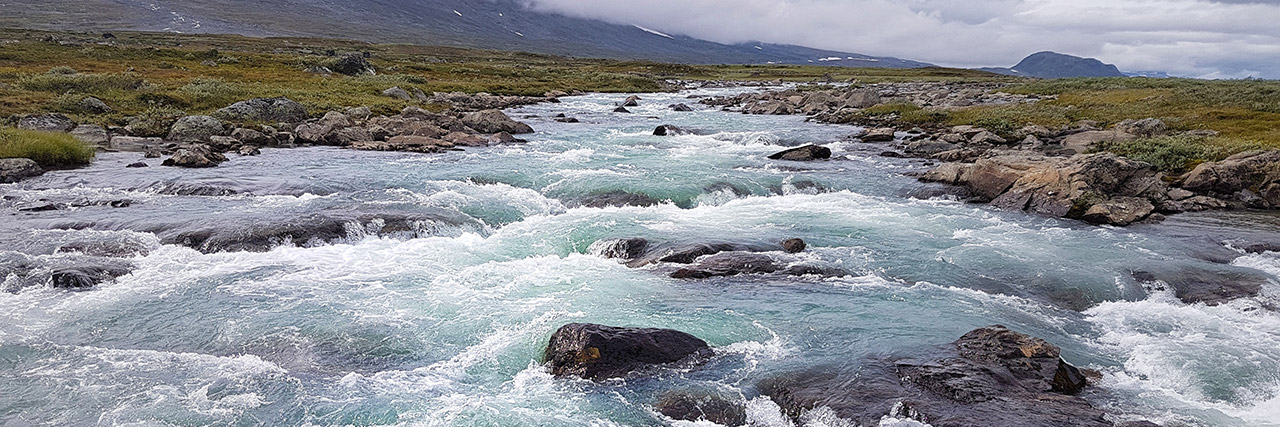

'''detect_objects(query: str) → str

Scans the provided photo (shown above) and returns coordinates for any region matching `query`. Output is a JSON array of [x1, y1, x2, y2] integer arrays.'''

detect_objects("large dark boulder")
[[768, 144, 831, 161], [0, 158, 44, 183], [330, 54, 376, 76], [654, 390, 746, 425], [544, 323, 712, 380], [50, 265, 131, 289], [1131, 267, 1268, 305], [759, 325, 1108, 427], [214, 98, 309, 124], [653, 125, 694, 136], [625, 241, 774, 268], [162, 144, 228, 168]]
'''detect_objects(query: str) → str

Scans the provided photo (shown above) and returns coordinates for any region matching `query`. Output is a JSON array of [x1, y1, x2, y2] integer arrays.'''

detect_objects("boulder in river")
[[50, 264, 131, 289], [768, 144, 831, 161], [613, 106, 632, 113], [544, 323, 712, 380], [654, 390, 747, 425], [577, 191, 662, 208], [860, 127, 896, 142], [588, 237, 650, 260], [214, 98, 308, 123], [70, 124, 109, 146], [161, 144, 227, 168], [461, 109, 534, 134], [622, 95, 641, 107], [781, 238, 806, 253], [759, 325, 1109, 427], [669, 103, 694, 112], [1131, 267, 1269, 305], [653, 125, 693, 136], [0, 158, 44, 183]]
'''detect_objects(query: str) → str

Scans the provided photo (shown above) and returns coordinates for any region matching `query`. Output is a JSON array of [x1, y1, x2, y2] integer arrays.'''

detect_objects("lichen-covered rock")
[[18, 113, 76, 132], [1181, 150, 1280, 208], [0, 158, 44, 183], [161, 144, 227, 168], [213, 98, 308, 123], [167, 116, 224, 143]]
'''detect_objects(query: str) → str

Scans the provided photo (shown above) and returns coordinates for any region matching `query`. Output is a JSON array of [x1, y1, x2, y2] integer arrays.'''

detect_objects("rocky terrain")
[[703, 83, 1280, 226]]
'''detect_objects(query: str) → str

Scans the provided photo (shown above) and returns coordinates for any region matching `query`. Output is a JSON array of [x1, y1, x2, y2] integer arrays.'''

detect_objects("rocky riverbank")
[[705, 83, 1280, 226]]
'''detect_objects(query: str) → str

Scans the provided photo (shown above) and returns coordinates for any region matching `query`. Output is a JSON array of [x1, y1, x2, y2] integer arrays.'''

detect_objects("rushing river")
[[2, 88, 1279, 426]]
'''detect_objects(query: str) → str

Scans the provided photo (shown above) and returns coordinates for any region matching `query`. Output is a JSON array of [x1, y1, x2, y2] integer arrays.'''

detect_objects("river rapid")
[[2, 88, 1279, 426]]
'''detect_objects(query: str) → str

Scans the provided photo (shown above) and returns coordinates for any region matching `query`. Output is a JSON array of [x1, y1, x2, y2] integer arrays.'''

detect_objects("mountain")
[[0, 0, 932, 68], [979, 52, 1126, 79]]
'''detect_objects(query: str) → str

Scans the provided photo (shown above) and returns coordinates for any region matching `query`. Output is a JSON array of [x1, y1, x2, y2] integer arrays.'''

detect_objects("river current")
[[2, 88, 1279, 426]]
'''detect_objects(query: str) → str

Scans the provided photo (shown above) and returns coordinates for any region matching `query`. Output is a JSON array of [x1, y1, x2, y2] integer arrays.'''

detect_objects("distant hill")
[[0, 0, 932, 68], [979, 52, 1127, 79]]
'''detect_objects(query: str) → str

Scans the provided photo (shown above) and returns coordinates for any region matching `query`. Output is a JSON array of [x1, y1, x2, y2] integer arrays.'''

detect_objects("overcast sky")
[[520, 0, 1280, 79]]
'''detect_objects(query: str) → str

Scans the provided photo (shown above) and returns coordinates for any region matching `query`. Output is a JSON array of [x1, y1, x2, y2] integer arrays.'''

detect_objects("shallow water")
[[2, 88, 1279, 426]]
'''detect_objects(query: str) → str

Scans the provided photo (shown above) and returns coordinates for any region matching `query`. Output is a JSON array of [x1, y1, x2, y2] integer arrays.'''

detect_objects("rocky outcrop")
[[576, 191, 662, 208], [161, 144, 227, 168], [167, 116, 225, 143], [922, 153, 1169, 226], [653, 125, 693, 136], [759, 325, 1108, 427], [70, 125, 109, 146], [1181, 150, 1280, 209], [544, 323, 712, 380], [17, 113, 76, 132], [1132, 267, 1270, 305], [781, 238, 806, 253], [768, 144, 831, 161], [0, 158, 44, 183], [213, 98, 309, 123], [669, 251, 844, 279]]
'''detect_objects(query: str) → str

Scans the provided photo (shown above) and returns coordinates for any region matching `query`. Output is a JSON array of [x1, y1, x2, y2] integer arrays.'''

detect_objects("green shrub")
[[1098, 135, 1268, 173], [18, 72, 145, 93], [46, 66, 78, 75], [0, 127, 95, 166]]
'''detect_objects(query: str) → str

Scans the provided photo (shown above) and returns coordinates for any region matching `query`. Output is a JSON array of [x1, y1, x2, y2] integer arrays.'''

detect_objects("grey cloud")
[[521, 0, 1280, 78]]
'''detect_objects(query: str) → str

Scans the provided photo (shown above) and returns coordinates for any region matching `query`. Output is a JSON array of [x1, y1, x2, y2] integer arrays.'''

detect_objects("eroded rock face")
[[759, 326, 1108, 427], [576, 191, 662, 208], [544, 323, 712, 380], [768, 144, 831, 161], [0, 158, 44, 183], [654, 390, 747, 426], [921, 153, 1168, 226], [1182, 150, 1280, 209]]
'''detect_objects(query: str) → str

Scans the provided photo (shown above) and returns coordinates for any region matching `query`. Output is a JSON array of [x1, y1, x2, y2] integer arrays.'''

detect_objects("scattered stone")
[[970, 130, 1008, 145], [382, 87, 412, 100], [654, 390, 747, 426], [461, 109, 534, 134], [1181, 150, 1280, 209], [345, 106, 372, 121], [331, 54, 375, 76], [0, 158, 44, 183], [238, 146, 261, 156], [544, 323, 712, 380], [669, 103, 694, 112], [109, 136, 164, 152], [161, 144, 227, 168], [622, 95, 641, 107], [230, 128, 272, 146], [126, 162, 148, 168], [70, 124, 109, 146], [17, 113, 76, 132], [1081, 197, 1156, 226], [768, 144, 831, 161], [613, 106, 632, 113], [78, 97, 112, 114], [861, 127, 896, 142]]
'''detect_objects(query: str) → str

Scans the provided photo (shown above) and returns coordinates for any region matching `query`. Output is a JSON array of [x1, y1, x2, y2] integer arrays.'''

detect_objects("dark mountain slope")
[[980, 51, 1126, 79]]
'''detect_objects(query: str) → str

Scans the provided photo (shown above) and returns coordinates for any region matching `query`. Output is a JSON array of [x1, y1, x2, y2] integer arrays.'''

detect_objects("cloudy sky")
[[521, 0, 1280, 79]]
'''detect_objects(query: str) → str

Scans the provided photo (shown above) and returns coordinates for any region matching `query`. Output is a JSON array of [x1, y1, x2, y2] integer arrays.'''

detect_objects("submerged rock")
[[781, 238, 806, 253], [162, 144, 227, 168], [669, 103, 694, 112], [17, 113, 76, 132], [50, 264, 131, 289], [1131, 267, 1268, 305], [544, 323, 712, 380], [653, 125, 693, 136], [588, 237, 650, 260], [461, 109, 534, 134], [759, 325, 1108, 427], [654, 390, 747, 425], [768, 144, 831, 161], [625, 242, 775, 268], [576, 191, 662, 208]]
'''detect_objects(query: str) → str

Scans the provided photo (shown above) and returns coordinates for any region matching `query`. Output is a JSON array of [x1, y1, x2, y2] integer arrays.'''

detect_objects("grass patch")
[[0, 127, 95, 167], [18, 71, 146, 94], [1098, 135, 1269, 173]]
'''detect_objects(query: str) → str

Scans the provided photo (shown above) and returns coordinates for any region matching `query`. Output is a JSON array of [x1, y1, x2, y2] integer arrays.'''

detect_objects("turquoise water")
[[2, 89, 1279, 426]]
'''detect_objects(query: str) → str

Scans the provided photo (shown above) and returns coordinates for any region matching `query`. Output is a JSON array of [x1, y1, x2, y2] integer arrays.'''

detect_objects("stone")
[[331, 54, 375, 76], [842, 89, 882, 108], [70, 125, 109, 146], [781, 238, 806, 253], [230, 128, 272, 146], [654, 390, 746, 426], [1115, 118, 1167, 137], [77, 97, 112, 114], [461, 109, 534, 134], [588, 238, 650, 260], [1081, 197, 1155, 226], [167, 116, 224, 143], [1061, 130, 1136, 154], [613, 106, 632, 113], [669, 103, 694, 112], [653, 125, 693, 136], [213, 98, 308, 123], [126, 162, 148, 168], [161, 144, 227, 168], [109, 136, 164, 152], [1181, 150, 1280, 209], [970, 130, 1008, 145], [861, 127, 896, 142], [622, 95, 641, 107], [1132, 267, 1268, 305], [767, 144, 831, 161], [544, 323, 712, 380], [17, 113, 75, 132], [0, 158, 44, 183], [345, 106, 372, 121], [670, 252, 784, 279], [382, 87, 412, 100], [238, 146, 261, 156], [50, 265, 130, 289], [577, 191, 661, 208]]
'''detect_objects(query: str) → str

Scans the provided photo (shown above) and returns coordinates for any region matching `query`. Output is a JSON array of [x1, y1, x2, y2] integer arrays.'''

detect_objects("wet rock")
[[759, 325, 1107, 427], [207, 135, 241, 152], [653, 125, 693, 136], [162, 144, 227, 168], [781, 238, 806, 253], [238, 146, 261, 156], [861, 127, 896, 142], [622, 95, 641, 107], [17, 113, 75, 132], [588, 238, 650, 260], [230, 128, 272, 146], [654, 390, 747, 426], [1132, 267, 1267, 305], [544, 323, 712, 380], [613, 106, 632, 113], [669, 103, 694, 112], [1158, 196, 1228, 213], [155, 210, 473, 253], [71, 124, 109, 146], [1081, 197, 1155, 226], [126, 162, 148, 168], [460, 109, 534, 134], [0, 158, 44, 183], [50, 264, 130, 289], [880, 151, 905, 158], [167, 116, 224, 143], [577, 191, 662, 208], [214, 98, 308, 123], [555, 117, 580, 123], [151, 182, 239, 196], [768, 144, 831, 161], [1181, 150, 1280, 209], [626, 242, 773, 268], [350, 136, 453, 153], [670, 252, 784, 279]]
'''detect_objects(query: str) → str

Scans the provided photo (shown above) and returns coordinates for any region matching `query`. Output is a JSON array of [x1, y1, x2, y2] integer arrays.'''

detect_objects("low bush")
[[18, 72, 145, 94], [1098, 135, 1268, 173], [0, 127, 95, 166]]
